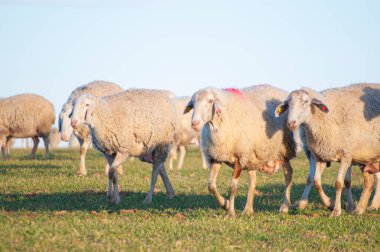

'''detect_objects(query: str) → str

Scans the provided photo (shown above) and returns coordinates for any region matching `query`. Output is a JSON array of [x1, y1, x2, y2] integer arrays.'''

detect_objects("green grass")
[[0, 148, 379, 251]]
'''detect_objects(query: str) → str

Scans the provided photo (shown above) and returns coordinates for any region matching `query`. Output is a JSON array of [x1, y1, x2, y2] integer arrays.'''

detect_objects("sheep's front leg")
[[344, 166, 355, 212], [29, 136, 40, 159], [177, 145, 186, 169], [331, 157, 351, 217], [106, 153, 127, 205], [78, 137, 89, 176], [313, 161, 332, 209], [296, 154, 316, 210], [43, 136, 50, 159], [208, 162, 229, 210], [0, 136, 7, 159], [355, 170, 375, 215], [227, 160, 242, 217], [369, 172, 380, 210], [244, 169, 256, 215], [280, 160, 293, 213]]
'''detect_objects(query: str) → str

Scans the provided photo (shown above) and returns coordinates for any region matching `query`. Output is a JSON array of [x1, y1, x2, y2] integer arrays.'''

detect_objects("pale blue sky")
[[1, 0, 379, 121]]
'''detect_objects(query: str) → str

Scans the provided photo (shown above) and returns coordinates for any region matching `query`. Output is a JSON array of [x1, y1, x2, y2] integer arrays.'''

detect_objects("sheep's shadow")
[[262, 99, 286, 139], [360, 87, 380, 121], [0, 183, 372, 214]]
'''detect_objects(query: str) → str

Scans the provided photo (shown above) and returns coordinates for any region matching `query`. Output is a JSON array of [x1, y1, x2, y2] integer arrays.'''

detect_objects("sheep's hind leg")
[[344, 166, 355, 212], [208, 162, 230, 210], [177, 145, 186, 169], [145, 162, 161, 204], [43, 135, 50, 159], [280, 160, 293, 213], [158, 162, 175, 198], [106, 153, 127, 205], [368, 172, 380, 211], [244, 170, 257, 215], [29, 136, 40, 159], [355, 170, 374, 215]]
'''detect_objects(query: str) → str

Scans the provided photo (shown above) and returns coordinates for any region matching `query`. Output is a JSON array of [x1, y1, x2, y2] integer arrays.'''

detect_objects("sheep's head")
[[58, 103, 74, 142], [184, 88, 222, 132], [71, 95, 97, 129], [275, 89, 329, 130]]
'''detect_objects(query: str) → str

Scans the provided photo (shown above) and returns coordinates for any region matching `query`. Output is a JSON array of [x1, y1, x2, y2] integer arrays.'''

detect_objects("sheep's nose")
[[191, 120, 200, 128], [71, 119, 78, 128], [287, 120, 297, 130]]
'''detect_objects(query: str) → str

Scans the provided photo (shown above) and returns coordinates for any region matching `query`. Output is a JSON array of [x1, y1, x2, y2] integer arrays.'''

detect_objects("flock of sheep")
[[0, 81, 379, 217]]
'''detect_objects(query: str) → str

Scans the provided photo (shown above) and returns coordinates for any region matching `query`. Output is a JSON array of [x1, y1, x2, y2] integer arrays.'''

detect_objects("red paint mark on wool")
[[223, 88, 244, 98]]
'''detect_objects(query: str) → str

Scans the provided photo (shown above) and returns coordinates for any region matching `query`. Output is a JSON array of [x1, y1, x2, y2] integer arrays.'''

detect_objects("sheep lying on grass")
[[0, 94, 55, 159], [59, 80, 124, 176], [276, 83, 380, 216], [71, 89, 176, 204], [169, 96, 208, 170], [185, 85, 297, 216]]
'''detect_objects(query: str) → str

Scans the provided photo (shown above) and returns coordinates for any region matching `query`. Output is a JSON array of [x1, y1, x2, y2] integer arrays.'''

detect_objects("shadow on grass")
[[0, 183, 369, 214]]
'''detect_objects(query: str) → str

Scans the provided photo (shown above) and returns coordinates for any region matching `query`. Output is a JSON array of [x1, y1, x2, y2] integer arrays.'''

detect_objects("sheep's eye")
[[85, 104, 90, 107], [208, 99, 213, 104]]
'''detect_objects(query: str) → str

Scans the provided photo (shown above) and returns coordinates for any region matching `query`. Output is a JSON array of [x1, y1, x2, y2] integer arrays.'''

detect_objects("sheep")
[[58, 80, 124, 176], [184, 85, 297, 217], [275, 83, 380, 216], [49, 127, 61, 149], [0, 94, 55, 159], [70, 89, 177, 204], [169, 96, 208, 170]]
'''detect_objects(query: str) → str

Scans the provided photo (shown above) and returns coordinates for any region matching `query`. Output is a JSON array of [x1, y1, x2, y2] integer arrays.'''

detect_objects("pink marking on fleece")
[[223, 88, 244, 98]]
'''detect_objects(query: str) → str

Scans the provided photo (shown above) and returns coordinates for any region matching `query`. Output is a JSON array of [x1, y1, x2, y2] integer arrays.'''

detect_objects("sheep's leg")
[[313, 161, 332, 209], [227, 160, 242, 217], [297, 154, 316, 210], [43, 136, 50, 159], [106, 153, 127, 205], [280, 160, 293, 213], [29, 136, 40, 159], [331, 158, 351, 217], [368, 172, 380, 210], [208, 162, 229, 210], [177, 145, 186, 169], [344, 166, 355, 212], [244, 169, 256, 215], [78, 138, 89, 176], [158, 162, 175, 198], [355, 170, 375, 215], [145, 162, 161, 204], [168, 145, 177, 171], [200, 150, 208, 169], [0, 136, 6, 159]]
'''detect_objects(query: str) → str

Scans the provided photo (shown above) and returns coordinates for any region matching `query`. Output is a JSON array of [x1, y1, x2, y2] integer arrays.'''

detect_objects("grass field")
[[0, 148, 379, 251]]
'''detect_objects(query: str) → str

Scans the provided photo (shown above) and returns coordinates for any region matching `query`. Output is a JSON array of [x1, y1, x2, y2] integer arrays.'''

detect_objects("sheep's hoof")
[[144, 196, 153, 204], [327, 200, 335, 211], [29, 155, 36, 160], [279, 204, 289, 213], [222, 200, 230, 211], [330, 209, 342, 217], [77, 170, 87, 176], [225, 211, 236, 219], [353, 207, 365, 215], [45, 154, 51, 159], [167, 192, 175, 199], [243, 208, 254, 216], [347, 203, 356, 213], [114, 195, 121, 205], [296, 200, 308, 210], [368, 204, 380, 211]]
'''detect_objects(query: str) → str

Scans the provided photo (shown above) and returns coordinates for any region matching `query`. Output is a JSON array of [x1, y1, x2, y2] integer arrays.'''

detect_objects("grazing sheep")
[[184, 85, 297, 216], [275, 83, 380, 216], [169, 96, 208, 170], [70, 89, 177, 204], [58, 80, 124, 176], [0, 94, 55, 159]]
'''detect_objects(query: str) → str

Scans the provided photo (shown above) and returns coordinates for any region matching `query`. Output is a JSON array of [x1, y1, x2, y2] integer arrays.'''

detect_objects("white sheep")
[[58, 80, 124, 176], [0, 94, 55, 159], [70, 89, 177, 204], [275, 83, 380, 216], [184, 85, 297, 216], [169, 96, 208, 170]]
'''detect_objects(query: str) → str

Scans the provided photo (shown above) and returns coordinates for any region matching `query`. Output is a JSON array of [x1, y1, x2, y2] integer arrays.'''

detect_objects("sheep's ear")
[[214, 99, 223, 119], [275, 102, 288, 117], [84, 105, 95, 122], [311, 98, 329, 113], [183, 100, 193, 114]]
